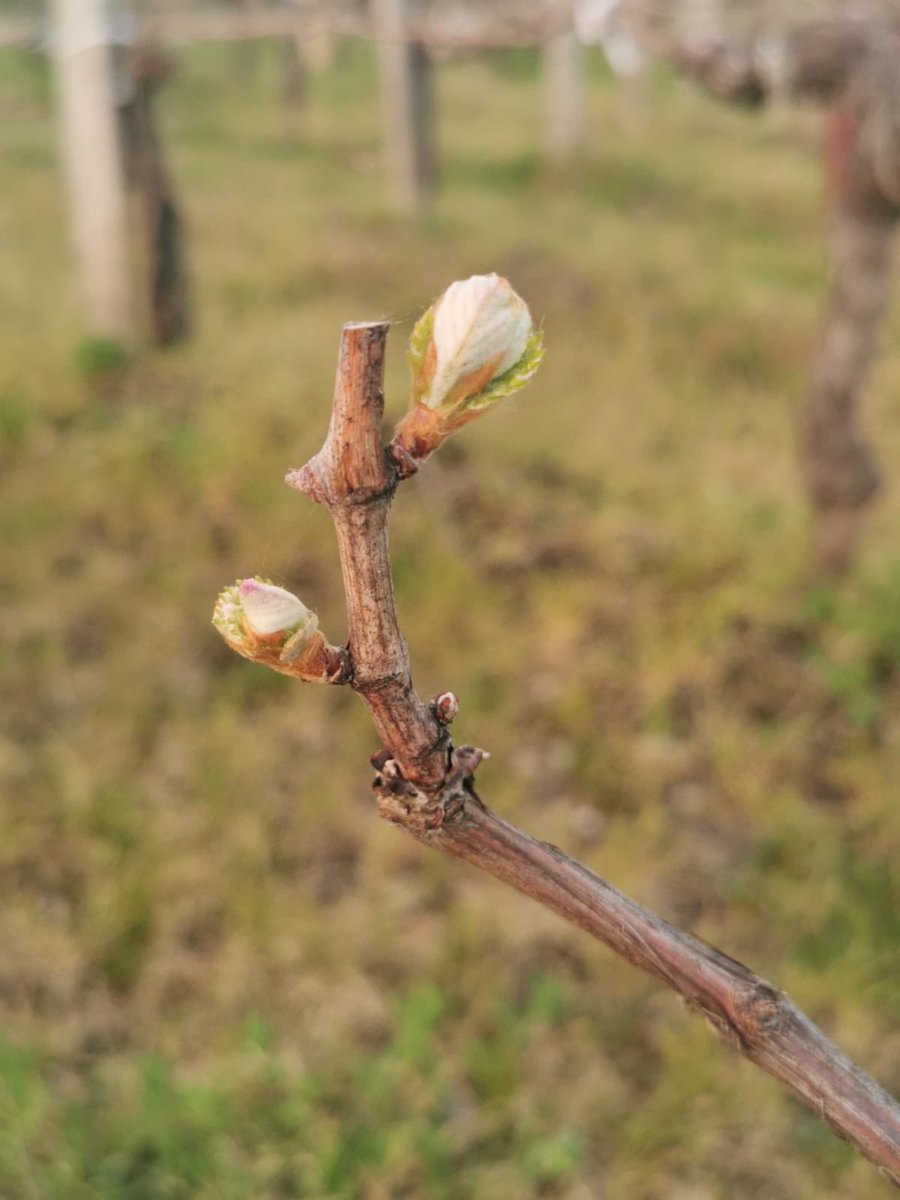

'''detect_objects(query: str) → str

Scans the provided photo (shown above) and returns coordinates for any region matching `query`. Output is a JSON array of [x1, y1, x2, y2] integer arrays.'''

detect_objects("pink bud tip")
[[434, 691, 460, 723]]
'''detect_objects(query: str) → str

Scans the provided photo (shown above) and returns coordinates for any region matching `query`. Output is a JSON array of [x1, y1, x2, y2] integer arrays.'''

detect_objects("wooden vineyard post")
[[50, 0, 134, 343], [374, 0, 434, 214], [544, 3, 585, 164]]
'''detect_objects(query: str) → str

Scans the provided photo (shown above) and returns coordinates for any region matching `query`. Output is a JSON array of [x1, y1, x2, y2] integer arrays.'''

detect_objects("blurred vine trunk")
[[229, 0, 260, 82], [119, 42, 190, 346], [281, 34, 307, 112], [660, 15, 900, 573], [808, 93, 897, 573]]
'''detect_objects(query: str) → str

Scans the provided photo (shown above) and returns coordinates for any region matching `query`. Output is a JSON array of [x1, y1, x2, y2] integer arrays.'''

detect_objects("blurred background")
[[3, 0, 900, 1196]]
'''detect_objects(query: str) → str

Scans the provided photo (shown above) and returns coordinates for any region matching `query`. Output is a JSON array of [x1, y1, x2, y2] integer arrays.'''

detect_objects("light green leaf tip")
[[460, 328, 545, 415], [406, 306, 435, 405]]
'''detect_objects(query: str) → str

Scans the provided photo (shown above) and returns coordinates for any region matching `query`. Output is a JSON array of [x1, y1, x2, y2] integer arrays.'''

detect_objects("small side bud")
[[213, 578, 347, 683], [391, 273, 544, 467], [432, 691, 460, 724]]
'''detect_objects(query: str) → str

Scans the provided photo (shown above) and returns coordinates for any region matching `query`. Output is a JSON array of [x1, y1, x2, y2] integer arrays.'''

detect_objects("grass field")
[[3, 35, 900, 1198]]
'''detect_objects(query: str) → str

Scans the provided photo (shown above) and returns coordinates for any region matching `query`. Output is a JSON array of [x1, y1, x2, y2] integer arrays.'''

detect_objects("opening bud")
[[392, 273, 544, 468], [213, 578, 344, 682], [237, 578, 317, 640], [433, 691, 460, 724]]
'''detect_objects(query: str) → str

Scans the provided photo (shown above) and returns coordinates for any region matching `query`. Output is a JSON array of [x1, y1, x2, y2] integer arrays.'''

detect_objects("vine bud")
[[433, 691, 460, 724], [213, 578, 340, 680], [392, 273, 544, 467], [237, 578, 316, 640]]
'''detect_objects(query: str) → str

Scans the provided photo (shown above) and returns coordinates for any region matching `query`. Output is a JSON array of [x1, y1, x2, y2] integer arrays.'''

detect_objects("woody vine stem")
[[215, 288, 900, 1188]]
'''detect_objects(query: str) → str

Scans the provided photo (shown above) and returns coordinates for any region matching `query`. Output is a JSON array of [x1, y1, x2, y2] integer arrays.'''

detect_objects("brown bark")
[[286, 323, 449, 793], [275, 320, 900, 1188], [435, 800, 900, 1185]]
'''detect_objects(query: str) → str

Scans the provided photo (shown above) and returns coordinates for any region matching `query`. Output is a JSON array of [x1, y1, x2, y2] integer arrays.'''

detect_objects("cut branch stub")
[[286, 321, 394, 504], [373, 744, 489, 837]]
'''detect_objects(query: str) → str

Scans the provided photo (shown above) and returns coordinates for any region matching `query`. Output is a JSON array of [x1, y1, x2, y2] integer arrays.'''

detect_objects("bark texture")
[[286, 323, 449, 793]]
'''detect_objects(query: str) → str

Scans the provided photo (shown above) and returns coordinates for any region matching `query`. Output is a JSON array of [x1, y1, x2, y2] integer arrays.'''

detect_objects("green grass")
[[2, 36, 900, 1198]]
